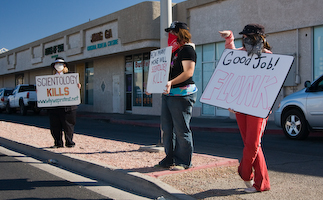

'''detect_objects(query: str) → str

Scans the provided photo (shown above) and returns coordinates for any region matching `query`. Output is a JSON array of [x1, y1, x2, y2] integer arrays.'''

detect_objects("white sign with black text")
[[146, 46, 172, 93], [36, 73, 81, 107], [200, 49, 294, 118]]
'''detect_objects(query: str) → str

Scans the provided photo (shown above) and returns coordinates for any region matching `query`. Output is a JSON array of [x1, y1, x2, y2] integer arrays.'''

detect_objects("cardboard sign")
[[36, 73, 81, 107], [146, 46, 172, 93], [200, 49, 294, 118]]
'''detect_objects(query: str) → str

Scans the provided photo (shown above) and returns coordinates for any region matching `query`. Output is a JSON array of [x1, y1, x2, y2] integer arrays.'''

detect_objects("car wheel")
[[33, 108, 41, 115], [6, 103, 12, 114], [20, 102, 27, 116], [282, 109, 309, 140]]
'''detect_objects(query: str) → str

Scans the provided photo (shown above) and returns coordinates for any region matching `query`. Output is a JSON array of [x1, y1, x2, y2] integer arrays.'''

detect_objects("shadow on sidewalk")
[[191, 188, 246, 199]]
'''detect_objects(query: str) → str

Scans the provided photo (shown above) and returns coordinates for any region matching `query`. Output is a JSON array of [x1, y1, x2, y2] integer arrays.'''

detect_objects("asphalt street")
[[0, 145, 154, 200], [0, 147, 112, 200]]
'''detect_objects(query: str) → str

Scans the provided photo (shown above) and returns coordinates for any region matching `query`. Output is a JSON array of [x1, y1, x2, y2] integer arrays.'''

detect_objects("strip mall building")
[[0, 0, 322, 120]]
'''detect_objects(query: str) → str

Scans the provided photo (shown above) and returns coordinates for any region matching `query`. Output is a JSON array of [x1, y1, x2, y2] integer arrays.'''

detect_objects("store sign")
[[45, 44, 64, 55], [91, 29, 113, 43], [35, 73, 81, 107], [87, 28, 116, 51], [200, 49, 294, 118], [87, 39, 118, 51]]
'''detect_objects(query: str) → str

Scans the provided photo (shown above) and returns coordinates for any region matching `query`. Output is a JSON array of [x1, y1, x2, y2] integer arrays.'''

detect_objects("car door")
[[306, 77, 323, 128], [11, 87, 18, 107]]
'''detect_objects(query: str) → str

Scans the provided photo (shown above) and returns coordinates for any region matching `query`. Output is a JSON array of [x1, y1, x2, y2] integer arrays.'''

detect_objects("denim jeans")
[[160, 92, 197, 168]]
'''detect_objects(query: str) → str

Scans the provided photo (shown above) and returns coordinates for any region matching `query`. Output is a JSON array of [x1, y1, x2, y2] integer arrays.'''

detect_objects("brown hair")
[[177, 28, 192, 45], [62, 66, 69, 73], [261, 35, 271, 51]]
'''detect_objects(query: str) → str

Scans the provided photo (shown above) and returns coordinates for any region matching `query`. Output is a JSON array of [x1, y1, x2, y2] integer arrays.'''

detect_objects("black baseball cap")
[[239, 24, 265, 35], [165, 21, 189, 33]]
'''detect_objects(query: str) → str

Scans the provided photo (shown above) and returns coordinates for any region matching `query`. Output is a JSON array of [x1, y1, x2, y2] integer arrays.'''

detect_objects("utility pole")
[[157, 0, 172, 146], [160, 0, 172, 49]]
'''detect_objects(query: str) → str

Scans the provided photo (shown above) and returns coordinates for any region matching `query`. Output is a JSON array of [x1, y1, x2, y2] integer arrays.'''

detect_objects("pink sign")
[[200, 49, 294, 118]]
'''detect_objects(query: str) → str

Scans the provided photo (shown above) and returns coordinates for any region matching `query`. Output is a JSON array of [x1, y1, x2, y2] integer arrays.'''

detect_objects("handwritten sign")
[[146, 46, 172, 93], [200, 49, 294, 118], [35, 73, 81, 107]]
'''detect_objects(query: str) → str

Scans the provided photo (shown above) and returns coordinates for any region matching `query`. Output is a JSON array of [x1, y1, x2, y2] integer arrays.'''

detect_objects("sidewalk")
[[0, 111, 284, 200]]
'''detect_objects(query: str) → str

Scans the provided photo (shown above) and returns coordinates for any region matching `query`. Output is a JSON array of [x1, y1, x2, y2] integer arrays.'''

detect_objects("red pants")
[[236, 113, 270, 192]]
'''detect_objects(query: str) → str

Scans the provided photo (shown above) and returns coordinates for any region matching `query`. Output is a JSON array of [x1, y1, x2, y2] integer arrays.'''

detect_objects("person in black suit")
[[48, 57, 81, 148]]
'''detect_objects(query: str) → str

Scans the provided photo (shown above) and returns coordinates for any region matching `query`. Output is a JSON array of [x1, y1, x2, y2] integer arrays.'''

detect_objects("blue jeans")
[[160, 93, 197, 168]]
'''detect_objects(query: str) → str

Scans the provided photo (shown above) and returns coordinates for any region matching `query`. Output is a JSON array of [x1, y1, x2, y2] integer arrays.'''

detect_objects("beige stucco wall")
[[0, 74, 15, 88], [0, 1, 162, 73], [0, 0, 322, 117], [79, 56, 125, 114], [185, 0, 322, 45]]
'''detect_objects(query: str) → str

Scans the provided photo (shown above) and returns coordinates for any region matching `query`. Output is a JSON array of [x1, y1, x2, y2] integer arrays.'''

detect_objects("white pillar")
[[160, 0, 172, 48]]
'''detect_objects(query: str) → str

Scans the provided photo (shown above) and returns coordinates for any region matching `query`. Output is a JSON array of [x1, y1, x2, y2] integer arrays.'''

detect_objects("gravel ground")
[[0, 121, 243, 199]]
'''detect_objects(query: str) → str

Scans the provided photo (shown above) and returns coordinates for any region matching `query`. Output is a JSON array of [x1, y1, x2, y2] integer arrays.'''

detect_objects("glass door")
[[125, 56, 133, 111]]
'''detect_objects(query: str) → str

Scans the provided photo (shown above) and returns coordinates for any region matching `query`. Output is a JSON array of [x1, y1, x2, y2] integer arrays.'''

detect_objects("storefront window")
[[195, 39, 242, 116], [133, 54, 143, 106], [125, 56, 133, 111], [127, 53, 152, 108], [85, 62, 94, 105], [314, 26, 323, 79], [15, 74, 24, 86]]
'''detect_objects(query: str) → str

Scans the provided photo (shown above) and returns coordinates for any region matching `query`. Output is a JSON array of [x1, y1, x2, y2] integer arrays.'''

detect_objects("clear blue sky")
[[0, 0, 185, 50]]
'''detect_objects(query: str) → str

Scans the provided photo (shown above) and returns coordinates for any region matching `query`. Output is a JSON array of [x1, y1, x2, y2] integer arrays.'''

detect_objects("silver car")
[[0, 88, 13, 112], [274, 74, 323, 140]]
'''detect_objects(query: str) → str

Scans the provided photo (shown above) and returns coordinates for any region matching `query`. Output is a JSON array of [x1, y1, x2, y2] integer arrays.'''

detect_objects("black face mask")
[[243, 36, 264, 57]]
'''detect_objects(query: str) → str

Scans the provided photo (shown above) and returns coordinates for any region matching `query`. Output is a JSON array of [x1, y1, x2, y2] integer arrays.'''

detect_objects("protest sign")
[[146, 46, 172, 93], [36, 73, 81, 107], [200, 49, 294, 118]]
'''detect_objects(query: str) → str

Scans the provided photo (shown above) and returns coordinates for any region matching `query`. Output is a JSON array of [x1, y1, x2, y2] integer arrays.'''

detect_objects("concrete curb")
[[0, 137, 195, 200], [76, 113, 284, 135]]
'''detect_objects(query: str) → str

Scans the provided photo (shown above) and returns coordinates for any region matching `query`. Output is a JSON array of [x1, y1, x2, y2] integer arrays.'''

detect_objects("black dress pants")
[[49, 108, 76, 147]]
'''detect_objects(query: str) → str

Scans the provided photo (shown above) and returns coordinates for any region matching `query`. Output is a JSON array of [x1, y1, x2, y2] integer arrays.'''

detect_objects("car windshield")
[[19, 85, 36, 92], [4, 90, 13, 96], [308, 75, 323, 92]]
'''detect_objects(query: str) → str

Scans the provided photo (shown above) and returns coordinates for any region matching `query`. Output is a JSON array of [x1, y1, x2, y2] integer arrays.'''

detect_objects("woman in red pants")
[[219, 24, 271, 193]]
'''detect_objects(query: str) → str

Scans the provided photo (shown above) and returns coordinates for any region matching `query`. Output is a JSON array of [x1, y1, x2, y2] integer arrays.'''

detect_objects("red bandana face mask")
[[168, 32, 180, 53]]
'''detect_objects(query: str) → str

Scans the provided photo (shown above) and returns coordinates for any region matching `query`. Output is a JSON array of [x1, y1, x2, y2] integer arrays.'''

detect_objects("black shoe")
[[66, 144, 75, 148], [156, 157, 173, 169]]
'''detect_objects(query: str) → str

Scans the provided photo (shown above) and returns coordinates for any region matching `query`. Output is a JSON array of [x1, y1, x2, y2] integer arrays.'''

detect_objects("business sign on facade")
[[146, 46, 172, 93], [35, 73, 81, 107], [200, 49, 294, 118]]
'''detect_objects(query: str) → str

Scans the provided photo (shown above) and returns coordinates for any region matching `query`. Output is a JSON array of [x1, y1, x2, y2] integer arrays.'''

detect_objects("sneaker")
[[154, 164, 170, 169], [66, 144, 75, 148], [244, 186, 258, 193], [171, 166, 185, 171], [244, 180, 254, 188]]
